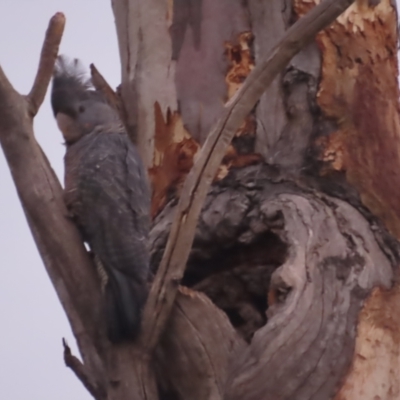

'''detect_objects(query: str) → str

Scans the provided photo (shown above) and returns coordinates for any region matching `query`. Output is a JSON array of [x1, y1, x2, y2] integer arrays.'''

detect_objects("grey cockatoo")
[[51, 56, 150, 343]]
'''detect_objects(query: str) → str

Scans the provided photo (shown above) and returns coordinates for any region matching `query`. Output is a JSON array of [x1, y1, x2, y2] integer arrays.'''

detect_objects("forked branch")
[[0, 12, 106, 387], [141, 0, 357, 353]]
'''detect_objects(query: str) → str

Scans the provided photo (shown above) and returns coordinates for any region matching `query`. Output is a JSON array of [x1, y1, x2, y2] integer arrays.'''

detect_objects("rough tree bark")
[[113, 0, 400, 399], [1, 1, 400, 400]]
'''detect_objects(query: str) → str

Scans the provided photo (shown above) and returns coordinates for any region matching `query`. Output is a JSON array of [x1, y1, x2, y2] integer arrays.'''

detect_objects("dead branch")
[[27, 12, 65, 117], [0, 13, 105, 384], [90, 64, 121, 115], [90, 64, 117, 104], [90, 63, 133, 145], [141, 0, 356, 353]]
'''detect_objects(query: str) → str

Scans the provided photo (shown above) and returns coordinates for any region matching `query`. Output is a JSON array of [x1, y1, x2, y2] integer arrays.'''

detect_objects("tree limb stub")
[[141, 0, 357, 354], [90, 63, 116, 104], [0, 13, 106, 386], [90, 64, 126, 126], [63, 339, 106, 400], [28, 12, 65, 117]]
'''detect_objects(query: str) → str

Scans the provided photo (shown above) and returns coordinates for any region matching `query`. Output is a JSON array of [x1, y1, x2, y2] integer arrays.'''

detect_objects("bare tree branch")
[[141, 0, 356, 352], [0, 13, 105, 384], [90, 64, 121, 113], [90, 63, 136, 144], [27, 12, 65, 117]]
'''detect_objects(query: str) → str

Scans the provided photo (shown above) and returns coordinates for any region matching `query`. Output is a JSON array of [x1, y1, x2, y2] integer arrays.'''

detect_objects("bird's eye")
[[78, 105, 85, 113]]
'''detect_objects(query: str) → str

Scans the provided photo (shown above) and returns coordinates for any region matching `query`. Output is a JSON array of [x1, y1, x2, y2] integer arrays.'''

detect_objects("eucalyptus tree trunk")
[[112, 1, 400, 399], [1, 1, 399, 400]]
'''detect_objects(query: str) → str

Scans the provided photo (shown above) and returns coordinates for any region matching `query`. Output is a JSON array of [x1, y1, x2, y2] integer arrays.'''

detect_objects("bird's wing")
[[71, 131, 150, 284]]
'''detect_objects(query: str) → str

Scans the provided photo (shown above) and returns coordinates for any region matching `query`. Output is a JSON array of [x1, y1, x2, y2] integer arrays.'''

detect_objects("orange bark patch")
[[225, 31, 254, 100], [150, 32, 261, 215], [294, 1, 400, 397], [149, 102, 200, 217], [217, 116, 263, 181], [218, 31, 262, 181], [316, 129, 346, 172], [296, 0, 400, 238], [334, 286, 400, 400]]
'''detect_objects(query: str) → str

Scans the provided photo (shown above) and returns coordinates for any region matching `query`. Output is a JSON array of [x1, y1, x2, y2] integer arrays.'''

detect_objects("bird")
[[51, 56, 151, 343]]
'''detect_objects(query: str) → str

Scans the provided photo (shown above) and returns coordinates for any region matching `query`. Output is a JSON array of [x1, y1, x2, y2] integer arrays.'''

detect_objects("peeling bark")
[[334, 287, 400, 400], [172, 0, 250, 144], [305, 0, 400, 238], [149, 102, 200, 217], [1, 1, 399, 400], [111, 1, 400, 399], [112, 0, 178, 168]]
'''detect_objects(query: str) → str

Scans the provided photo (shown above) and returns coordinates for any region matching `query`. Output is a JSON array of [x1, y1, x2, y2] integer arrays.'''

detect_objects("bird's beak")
[[56, 113, 82, 144]]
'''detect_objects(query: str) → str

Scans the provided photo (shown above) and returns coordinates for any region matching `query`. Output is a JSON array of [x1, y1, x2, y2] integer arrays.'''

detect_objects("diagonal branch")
[[90, 63, 128, 128], [141, 0, 356, 352], [28, 12, 65, 117], [90, 64, 119, 110]]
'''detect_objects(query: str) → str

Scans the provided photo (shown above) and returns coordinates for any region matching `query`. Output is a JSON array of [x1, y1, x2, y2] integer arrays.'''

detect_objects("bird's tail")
[[104, 268, 148, 343]]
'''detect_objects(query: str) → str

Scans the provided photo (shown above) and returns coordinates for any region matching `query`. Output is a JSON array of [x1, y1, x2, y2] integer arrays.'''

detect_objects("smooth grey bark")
[[249, 0, 289, 159]]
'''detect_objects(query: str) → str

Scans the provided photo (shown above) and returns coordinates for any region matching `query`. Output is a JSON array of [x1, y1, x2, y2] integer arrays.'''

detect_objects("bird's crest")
[[53, 55, 92, 92], [51, 55, 103, 117]]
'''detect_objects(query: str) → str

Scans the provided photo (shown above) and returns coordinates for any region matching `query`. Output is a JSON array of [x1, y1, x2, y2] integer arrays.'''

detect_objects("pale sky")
[[1, 2, 399, 400], [0, 1, 119, 399]]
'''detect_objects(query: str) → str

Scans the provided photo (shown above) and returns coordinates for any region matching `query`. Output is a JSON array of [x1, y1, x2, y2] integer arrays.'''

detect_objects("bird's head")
[[51, 56, 119, 145]]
